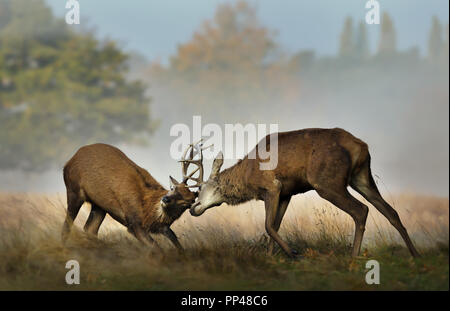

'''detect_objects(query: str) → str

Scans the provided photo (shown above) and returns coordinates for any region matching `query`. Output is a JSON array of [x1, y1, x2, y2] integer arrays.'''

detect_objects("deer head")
[[160, 176, 197, 209], [161, 140, 210, 210], [190, 151, 225, 216]]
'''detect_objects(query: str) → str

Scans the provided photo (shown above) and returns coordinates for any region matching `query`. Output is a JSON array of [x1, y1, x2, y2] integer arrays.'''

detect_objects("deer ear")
[[210, 151, 224, 179], [169, 176, 179, 187]]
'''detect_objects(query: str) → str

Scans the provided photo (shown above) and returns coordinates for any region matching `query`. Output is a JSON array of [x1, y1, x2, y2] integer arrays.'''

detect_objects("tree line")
[[0, 0, 448, 172], [336, 12, 448, 63]]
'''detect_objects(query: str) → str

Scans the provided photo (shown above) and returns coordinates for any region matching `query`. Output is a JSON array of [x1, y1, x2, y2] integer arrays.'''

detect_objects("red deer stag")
[[62, 143, 202, 251], [190, 128, 420, 258]]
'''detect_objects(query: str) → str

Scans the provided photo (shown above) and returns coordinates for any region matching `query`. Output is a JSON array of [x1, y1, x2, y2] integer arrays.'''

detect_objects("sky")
[[3, 0, 446, 196], [46, 0, 449, 62]]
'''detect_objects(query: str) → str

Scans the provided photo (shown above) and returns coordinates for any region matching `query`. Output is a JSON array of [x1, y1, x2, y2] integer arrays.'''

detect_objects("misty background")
[[0, 0, 448, 196]]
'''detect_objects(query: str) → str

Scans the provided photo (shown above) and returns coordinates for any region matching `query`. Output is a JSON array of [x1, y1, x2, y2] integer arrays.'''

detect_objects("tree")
[[355, 21, 370, 59], [428, 16, 443, 63], [378, 12, 397, 55], [147, 1, 300, 120], [0, 0, 155, 171], [339, 17, 355, 58], [171, 1, 276, 73], [444, 24, 450, 66]]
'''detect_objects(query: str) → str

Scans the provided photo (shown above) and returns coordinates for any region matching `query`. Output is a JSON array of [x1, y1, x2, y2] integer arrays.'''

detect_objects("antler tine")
[[184, 166, 200, 179], [179, 139, 206, 187], [201, 144, 213, 151], [193, 138, 203, 146]]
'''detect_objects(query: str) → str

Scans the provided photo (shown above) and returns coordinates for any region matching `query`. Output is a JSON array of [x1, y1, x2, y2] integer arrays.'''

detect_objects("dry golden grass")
[[0, 191, 448, 290]]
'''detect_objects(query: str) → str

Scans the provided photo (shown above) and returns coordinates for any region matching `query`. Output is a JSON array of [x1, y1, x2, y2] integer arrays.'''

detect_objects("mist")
[[0, 1, 448, 197]]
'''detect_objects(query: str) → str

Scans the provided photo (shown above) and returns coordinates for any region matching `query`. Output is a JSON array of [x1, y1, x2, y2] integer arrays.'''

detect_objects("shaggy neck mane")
[[141, 186, 188, 231], [217, 159, 255, 205], [141, 187, 167, 228]]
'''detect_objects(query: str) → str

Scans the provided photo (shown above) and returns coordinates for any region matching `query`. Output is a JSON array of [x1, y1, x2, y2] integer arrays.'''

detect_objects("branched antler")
[[179, 139, 211, 188]]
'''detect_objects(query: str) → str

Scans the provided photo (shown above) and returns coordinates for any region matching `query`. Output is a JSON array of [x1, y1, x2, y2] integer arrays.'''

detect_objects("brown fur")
[[62, 143, 196, 250], [195, 128, 420, 258], [213, 128, 368, 204]]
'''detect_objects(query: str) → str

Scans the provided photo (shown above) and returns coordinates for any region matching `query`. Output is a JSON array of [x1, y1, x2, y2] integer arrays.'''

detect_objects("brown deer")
[[62, 143, 202, 251], [190, 128, 420, 258]]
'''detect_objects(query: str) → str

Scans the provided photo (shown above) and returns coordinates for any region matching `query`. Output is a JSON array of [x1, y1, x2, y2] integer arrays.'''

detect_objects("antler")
[[179, 139, 211, 188]]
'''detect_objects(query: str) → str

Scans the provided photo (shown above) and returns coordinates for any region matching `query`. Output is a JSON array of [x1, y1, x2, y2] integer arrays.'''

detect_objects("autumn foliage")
[[146, 1, 301, 120]]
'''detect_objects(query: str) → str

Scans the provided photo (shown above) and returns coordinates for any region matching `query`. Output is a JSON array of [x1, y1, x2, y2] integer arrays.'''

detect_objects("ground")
[[0, 192, 448, 290]]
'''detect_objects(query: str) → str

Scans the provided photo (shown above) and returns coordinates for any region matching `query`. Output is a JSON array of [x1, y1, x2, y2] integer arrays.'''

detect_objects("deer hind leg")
[[309, 146, 369, 256], [350, 159, 420, 257], [315, 187, 368, 257], [62, 190, 84, 243], [83, 203, 106, 236], [268, 197, 291, 255]]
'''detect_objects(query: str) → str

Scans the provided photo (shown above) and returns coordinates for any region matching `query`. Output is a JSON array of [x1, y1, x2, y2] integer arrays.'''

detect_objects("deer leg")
[[83, 204, 106, 236], [264, 181, 296, 258], [268, 197, 291, 255], [132, 225, 163, 253], [351, 162, 420, 257], [316, 188, 369, 257], [62, 190, 83, 244], [162, 226, 183, 252], [308, 146, 370, 256]]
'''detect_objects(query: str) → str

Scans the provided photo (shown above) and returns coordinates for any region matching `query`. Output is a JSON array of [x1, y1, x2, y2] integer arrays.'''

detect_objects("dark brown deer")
[[62, 143, 202, 251], [190, 128, 420, 258]]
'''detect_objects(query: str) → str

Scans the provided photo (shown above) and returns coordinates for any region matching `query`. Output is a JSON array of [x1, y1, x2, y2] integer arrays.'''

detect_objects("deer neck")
[[217, 160, 255, 205], [145, 187, 188, 224], [162, 196, 189, 221], [141, 188, 167, 226]]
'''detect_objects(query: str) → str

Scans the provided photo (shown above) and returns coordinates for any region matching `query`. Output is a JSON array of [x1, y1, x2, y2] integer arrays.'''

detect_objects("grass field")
[[0, 191, 448, 290]]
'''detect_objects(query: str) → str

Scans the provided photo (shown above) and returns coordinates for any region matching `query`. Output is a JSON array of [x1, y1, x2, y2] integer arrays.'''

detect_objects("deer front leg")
[[264, 180, 297, 258], [130, 225, 163, 253], [125, 209, 163, 252], [268, 197, 291, 255], [162, 226, 183, 252]]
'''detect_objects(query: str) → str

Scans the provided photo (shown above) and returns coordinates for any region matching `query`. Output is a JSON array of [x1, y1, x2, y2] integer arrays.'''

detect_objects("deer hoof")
[[290, 249, 303, 260]]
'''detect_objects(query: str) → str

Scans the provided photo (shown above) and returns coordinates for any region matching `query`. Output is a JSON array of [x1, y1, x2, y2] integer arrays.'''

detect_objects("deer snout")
[[162, 196, 171, 203], [161, 195, 172, 207], [189, 201, 202, 216]]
